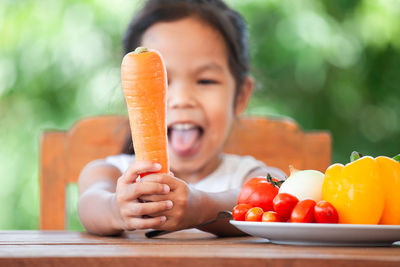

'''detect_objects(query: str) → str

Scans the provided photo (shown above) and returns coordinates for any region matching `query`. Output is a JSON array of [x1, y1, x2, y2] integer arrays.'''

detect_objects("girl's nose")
[[167, 81, 196, 109]]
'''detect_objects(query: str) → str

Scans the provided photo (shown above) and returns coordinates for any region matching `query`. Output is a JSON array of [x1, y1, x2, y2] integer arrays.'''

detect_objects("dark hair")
[[121, 0, 250, 155]]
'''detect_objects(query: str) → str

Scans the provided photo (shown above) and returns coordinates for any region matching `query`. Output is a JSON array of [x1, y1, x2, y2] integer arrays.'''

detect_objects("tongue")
[[169, 128, 200, 153]]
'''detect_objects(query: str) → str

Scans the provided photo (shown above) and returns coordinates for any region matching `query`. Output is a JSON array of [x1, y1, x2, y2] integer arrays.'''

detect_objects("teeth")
[[171, 123, 197, 130]]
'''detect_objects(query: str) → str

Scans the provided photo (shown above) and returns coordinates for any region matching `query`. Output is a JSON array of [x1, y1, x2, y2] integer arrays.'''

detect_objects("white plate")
[[230, 220, 400, 246]]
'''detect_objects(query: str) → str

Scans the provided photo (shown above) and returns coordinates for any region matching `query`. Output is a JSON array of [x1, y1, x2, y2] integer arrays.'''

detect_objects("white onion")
[[279, 169, 324, 202]]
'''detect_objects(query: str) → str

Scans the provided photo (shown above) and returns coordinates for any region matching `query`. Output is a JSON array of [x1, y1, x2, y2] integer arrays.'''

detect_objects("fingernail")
[[163, 185, 170, 193], [160, 216, 167, 222], [154, 163, 162, 169], [166, 200, 173, 209]]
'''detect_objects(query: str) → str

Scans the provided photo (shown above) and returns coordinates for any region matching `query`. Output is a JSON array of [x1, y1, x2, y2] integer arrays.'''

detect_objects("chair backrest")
[[40, 115, 331, 230]]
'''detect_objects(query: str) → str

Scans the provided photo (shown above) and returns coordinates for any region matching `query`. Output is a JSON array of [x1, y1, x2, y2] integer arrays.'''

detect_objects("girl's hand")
[[139, 174, 205, 231], [114, 161, 173, 231]]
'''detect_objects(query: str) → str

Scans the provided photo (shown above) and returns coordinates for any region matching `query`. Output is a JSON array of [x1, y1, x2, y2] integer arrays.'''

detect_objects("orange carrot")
[[121, 47, 169, 174]]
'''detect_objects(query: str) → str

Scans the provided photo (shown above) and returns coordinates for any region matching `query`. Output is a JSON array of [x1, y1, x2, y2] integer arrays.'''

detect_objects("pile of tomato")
[[232, 176, 339, 223]]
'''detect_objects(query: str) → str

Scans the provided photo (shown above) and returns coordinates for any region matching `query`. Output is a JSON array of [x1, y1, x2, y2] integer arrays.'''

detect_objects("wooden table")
[[1, 230, 399, 266]]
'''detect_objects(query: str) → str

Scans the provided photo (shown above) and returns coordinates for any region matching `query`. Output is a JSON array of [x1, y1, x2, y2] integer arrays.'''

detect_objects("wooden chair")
[[39, 115, 331, 230]]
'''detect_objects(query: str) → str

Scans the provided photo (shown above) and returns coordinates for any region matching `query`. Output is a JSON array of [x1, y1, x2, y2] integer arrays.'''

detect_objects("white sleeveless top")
[[104, 153, 286, 193]]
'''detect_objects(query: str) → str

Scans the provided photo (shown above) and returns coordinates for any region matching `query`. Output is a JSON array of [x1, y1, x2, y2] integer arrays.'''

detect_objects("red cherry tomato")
[[272, 193, 299, 219], [290, 199, 316, 223], [238, 177, 280, 212], [232, 204, 253, 221], [314, 200, 339, 223], [245, 207, 264, 222], [262, 211, 286, 222]]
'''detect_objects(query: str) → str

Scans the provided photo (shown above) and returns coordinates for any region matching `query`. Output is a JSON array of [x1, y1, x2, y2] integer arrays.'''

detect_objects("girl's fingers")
[[140, 173, 180, 190], [139, 194, 169, 203], [123, 200, 173, 217], [125, 216, 167, 231], [120, 161, 162, 184], [124, 181, 170, 200]]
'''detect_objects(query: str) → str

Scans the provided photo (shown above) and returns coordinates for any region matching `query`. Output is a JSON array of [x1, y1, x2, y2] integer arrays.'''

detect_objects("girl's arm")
[[78, 161, 123, 235], [78, 160, 172, 236], [194, 189, 245, 236], [195, 167, 273, 236]]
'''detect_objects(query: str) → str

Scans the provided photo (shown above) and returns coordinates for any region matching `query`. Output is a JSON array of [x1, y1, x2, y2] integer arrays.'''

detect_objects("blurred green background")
[[0, 0, 399, 230]]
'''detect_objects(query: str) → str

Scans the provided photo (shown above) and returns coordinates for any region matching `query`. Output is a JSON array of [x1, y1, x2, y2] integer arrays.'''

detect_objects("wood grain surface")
[[0, 230, 399, 267]]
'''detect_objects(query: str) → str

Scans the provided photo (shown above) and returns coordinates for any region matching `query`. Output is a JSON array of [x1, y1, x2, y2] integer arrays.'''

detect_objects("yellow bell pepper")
[[376, 156, 400, 224], [322, 156, 384, 224], [323, 154, 400, 224]]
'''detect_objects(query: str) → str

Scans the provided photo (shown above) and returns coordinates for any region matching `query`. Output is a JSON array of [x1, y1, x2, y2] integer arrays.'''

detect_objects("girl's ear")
[[234, 76, 254, 116]]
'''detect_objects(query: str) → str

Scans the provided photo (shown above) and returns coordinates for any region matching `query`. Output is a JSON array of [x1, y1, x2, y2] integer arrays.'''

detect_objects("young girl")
[[78, 0, 285, 236]]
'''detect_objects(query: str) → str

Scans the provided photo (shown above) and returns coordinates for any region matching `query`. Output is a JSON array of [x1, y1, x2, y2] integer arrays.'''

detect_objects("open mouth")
[[168, 123, 204, 157]]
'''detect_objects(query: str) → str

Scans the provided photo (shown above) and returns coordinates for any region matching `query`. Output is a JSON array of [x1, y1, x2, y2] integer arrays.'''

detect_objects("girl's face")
[[141, 17, 250, 181]]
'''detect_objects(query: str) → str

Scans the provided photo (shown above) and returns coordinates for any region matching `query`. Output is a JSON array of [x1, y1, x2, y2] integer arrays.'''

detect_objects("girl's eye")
[[198, 79, 218, 85]]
